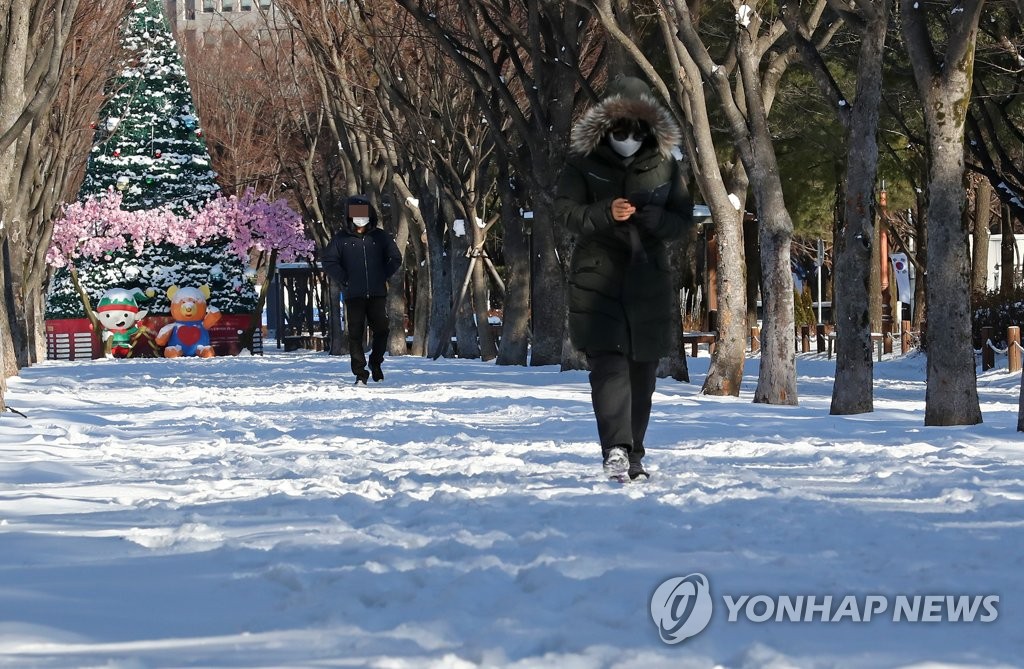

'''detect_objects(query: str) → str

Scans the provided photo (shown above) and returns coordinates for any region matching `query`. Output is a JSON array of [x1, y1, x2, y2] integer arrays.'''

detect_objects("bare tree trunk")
[[0, 262, 18, 382], [409, 230, 429, 357], [735, 26, 797, 405], [869, 209, 883, 332], [531, 195, 565, 366], [387, 198, 411, 357], [790, 1, 888, 411], [901, 0, 984, 426], [425, 198, 451, 360], [450, 216, 479, 359], [752, 190, 797, 405], [912, 198, 927, 330], [971, 176, 992, 297], [495, 164, 529, 366], [658, 4, 755, 395], [658, 233, 694, 382], [390, 171, 433, 357], [1000, 206, 1016, 295], [471, 247, 497, 361], [744, 212, 760, 332], [671, 1, 800, 404], [702, 201, 748, 395]]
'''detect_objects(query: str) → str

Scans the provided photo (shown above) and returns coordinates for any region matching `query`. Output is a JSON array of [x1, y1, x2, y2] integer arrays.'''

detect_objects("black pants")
[[587, 352, 658, 460], [345, 296, 389, 378]]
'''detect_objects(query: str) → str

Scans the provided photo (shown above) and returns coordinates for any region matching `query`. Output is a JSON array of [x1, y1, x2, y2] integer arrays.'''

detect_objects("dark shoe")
[[602, 446, 629, 478], [628, 451, 649, 480], [354, 374, 369, 385], [628, 461, 650, 480], [370, 362, 384, 382]]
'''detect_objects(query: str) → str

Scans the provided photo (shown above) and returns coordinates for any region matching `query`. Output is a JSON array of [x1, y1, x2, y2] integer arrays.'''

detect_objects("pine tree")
[[46, 0, 257, 318]]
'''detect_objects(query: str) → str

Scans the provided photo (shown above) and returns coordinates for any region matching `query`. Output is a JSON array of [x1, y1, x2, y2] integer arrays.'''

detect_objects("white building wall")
[[984, 234, 1024, 292], [164, 0, 283, 45]]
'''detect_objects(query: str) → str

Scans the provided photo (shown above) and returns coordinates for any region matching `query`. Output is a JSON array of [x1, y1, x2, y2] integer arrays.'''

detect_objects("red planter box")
[[45, 314, 263, 360], [45, 319, 102, 360]]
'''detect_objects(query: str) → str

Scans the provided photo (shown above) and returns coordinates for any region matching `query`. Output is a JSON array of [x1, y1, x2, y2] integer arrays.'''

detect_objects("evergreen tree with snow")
[[46, 0, 257, 319]]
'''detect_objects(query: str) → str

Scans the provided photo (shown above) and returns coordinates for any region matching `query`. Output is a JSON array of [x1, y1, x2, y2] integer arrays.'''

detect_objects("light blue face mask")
[[609, 135, 643, 157]]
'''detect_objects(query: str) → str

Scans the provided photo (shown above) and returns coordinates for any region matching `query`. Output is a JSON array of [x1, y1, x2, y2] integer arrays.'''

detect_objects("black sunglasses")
[[610, 121, 650, 141]]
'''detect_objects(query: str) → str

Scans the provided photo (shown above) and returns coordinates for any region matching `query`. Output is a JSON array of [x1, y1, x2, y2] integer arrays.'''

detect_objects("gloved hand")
[[632, 205, 665, 233]]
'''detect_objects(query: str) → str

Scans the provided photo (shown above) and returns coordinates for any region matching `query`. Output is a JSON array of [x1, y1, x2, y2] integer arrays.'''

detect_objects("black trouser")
[[344, 296, 389, 378], [587, 352, 659, 460]]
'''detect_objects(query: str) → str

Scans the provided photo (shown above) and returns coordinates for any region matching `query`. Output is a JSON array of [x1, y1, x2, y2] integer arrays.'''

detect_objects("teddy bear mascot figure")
[[154, 285, 222, 358], [95, 287, 154, 358]]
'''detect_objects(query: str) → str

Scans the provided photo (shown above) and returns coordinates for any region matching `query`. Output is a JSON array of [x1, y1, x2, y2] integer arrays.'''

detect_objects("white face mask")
[[609, 136, 643, 157], [352, 216, 370, 228]]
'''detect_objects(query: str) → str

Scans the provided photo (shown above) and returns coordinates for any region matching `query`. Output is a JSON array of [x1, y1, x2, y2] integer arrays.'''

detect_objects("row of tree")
[[189, 1, 1018, 425], [0, 1, 1021, 426]]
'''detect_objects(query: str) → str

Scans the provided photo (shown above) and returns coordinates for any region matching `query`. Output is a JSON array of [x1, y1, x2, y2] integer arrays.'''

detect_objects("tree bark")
[[702, 189, 749, 396], [912, 197, 927, 331], [669, 1, 803, 403], [495, 170, 530, 366], [971, 176, 992, 297], [900, 0, 984, 426], [830, 1, 890, 414], [999, 206, 1015, 295], [387, 204, 411, 357]]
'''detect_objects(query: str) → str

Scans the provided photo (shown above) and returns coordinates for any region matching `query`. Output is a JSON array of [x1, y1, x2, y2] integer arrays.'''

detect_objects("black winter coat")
[[321, 227, 402, 300], [555, 76, 694, 361]]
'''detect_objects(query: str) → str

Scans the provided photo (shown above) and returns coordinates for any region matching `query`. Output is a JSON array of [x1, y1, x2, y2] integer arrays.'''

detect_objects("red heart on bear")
[[177, 325, 201, 347]]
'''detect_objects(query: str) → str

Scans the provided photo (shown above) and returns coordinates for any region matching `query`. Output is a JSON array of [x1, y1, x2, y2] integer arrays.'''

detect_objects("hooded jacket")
[[554, 76, 694, 361], [321, 195, 402, 299]]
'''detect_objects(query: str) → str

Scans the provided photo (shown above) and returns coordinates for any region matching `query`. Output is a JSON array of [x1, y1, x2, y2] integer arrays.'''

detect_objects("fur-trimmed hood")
[[569, 76, 682, 159]]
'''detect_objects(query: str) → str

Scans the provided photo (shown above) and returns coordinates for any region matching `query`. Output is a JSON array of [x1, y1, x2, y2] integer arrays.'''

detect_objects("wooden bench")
[[683, 331, 717, 357], [827, 331, 885, 361]]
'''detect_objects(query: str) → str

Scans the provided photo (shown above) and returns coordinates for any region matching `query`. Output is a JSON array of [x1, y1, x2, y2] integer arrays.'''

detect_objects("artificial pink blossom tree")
[[48, 187, 312, 347], [192, 189, 314, 347]]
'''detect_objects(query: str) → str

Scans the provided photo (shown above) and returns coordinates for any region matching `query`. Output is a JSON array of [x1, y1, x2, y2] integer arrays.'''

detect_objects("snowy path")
[[0, 350, 1021, 668]]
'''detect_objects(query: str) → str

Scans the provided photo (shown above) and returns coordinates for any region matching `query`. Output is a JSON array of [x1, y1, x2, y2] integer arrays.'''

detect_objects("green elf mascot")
[[95, 288, 153, 358]]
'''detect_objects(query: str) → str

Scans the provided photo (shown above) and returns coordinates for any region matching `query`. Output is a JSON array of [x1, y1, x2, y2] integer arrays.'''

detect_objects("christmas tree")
[[46, 0, 257, 318]]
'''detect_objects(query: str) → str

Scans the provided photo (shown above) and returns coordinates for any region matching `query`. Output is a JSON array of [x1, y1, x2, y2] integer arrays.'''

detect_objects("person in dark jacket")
[[321, 195, 403, 385], [555, 75, 694, 480]]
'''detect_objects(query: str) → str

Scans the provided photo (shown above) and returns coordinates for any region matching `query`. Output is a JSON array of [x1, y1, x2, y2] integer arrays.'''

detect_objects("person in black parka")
[[555, 75, 694, 480], [321, 195, 402, 384]]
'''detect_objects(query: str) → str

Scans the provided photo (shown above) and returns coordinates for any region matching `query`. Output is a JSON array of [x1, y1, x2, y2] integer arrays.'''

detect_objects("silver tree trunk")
[[900, 0, 984, 426]]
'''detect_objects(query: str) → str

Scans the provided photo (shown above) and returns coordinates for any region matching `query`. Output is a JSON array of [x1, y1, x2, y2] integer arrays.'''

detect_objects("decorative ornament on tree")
[[195, 129, 202, 137], [90, 122, 97, 129], [116, 176, 130, 191], [113, 149, 121, 157], [155, 150, 162, 158]]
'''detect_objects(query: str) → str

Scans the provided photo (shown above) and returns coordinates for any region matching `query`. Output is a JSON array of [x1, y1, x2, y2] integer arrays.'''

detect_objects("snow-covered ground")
[[0, 346, 1021, 668]]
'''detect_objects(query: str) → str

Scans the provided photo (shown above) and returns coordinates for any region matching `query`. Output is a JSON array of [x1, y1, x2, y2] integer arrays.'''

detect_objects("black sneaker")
[[628, 460, 650, 480], [602, 446, 629, 479], [370, 363, 384, 382], [354, 374, 369, 385]]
